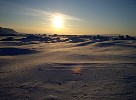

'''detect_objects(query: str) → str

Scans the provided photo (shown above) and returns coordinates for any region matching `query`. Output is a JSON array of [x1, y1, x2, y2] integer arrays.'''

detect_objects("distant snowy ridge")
[[0, 27, 18, 36]]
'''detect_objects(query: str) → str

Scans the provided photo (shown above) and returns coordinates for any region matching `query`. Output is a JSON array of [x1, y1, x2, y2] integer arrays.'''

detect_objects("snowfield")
[[0, 38, 136, 100]]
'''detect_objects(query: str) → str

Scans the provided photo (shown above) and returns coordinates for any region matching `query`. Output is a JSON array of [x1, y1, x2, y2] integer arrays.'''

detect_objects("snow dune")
[[0, 40, 136, 100]]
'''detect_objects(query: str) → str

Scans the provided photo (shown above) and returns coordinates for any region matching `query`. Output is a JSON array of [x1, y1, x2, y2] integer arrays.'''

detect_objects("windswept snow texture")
[[0, 39, 136, 100]]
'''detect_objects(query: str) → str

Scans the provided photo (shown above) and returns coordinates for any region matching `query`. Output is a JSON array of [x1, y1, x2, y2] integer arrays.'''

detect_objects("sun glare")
[[52, 16, 63, 29]]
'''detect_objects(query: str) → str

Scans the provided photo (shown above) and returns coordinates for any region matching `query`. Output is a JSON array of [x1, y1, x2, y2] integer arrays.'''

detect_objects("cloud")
[[0, 0, 82, 22], [0, 0, 83, 33], [45, 12, 82, 21]]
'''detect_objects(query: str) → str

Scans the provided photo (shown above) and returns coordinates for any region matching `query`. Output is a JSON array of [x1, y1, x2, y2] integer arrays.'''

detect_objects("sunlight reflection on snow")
[[72, 66, 82, 74]]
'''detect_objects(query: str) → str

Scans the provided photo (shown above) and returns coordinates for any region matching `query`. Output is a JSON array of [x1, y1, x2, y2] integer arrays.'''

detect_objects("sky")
[[0, 0, 136, 35]]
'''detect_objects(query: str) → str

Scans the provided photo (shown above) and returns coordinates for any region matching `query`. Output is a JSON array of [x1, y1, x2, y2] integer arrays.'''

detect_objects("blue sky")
[[0, 0, 136, 35]]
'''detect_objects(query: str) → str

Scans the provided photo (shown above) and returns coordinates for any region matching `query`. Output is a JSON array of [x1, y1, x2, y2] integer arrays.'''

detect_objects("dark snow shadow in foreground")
[[0, 48, 37, 56]]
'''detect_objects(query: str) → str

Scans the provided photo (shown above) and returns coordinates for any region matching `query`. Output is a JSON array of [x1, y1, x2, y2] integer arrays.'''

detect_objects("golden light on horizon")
[[52, 15, 63, 29]]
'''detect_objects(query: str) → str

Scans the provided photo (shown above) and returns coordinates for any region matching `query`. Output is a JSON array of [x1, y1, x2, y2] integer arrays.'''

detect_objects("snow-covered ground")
[[0, 39, 136, 100]]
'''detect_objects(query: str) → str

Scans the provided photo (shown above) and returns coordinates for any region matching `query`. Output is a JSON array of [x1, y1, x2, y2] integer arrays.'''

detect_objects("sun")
[[52, 16, 63, 29]]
